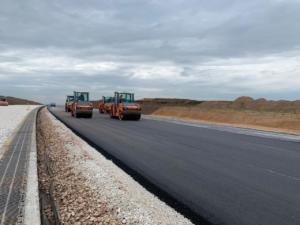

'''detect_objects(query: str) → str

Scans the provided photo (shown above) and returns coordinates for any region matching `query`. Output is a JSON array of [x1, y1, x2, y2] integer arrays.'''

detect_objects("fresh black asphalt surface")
[[50, 107, 300, 225]]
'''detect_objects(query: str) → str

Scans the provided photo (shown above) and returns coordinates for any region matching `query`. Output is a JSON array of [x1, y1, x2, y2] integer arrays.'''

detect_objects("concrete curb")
[[24, 108, 41, 225]]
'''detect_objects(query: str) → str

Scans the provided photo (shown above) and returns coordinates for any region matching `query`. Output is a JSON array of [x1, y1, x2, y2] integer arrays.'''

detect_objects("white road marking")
[[266, 169, 300, 182], [144, 116, 300, 142], [247, 163, 300, 182]]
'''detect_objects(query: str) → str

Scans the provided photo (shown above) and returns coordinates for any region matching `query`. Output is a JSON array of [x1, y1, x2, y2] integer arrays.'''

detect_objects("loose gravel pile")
[[0, 105, 38, 157], [38, 108, 193, 225]]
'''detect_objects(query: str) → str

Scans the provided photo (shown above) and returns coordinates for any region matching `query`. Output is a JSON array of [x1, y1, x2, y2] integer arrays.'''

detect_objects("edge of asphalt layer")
[[24, 107, 42, 225], [48, 108, 214, 225], [143, 115, 300, 143]]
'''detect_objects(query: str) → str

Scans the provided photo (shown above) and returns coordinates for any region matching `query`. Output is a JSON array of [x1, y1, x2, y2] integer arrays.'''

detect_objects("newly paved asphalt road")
[[50, 107, 300, 225]]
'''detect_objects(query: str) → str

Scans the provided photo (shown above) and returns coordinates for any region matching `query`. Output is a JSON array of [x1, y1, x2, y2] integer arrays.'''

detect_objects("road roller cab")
[[110, 92, 141, 120], [71, 91, 93, 118]]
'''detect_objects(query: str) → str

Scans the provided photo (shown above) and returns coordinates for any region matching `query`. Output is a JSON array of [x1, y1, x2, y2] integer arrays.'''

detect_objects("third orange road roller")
[[110, 92, 141, 120], [70, 91, 93, 118], [99, 96, 114, 114]]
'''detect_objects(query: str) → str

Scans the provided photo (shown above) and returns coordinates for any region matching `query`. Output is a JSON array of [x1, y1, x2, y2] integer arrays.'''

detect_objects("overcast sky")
[[0, 0, 300, 103]]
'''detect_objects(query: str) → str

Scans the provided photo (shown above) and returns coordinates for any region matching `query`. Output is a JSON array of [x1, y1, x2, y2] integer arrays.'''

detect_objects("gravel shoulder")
[[0, 105, 38, 158], [38, 108, 193, 225]]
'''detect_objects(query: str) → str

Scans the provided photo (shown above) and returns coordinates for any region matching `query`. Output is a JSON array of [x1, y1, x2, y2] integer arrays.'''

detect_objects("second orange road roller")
[[110, 92, 141, 120]]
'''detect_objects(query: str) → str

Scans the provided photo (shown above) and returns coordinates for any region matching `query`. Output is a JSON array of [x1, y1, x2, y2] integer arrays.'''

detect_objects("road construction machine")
[[65, 95, 74, 112], [110, 92, 141, 120], [99, 96, 114, 114], [70, 91, 93, 118]]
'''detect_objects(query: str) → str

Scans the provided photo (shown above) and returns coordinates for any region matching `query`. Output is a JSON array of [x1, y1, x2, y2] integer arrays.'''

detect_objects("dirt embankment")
[[139, 97, 300, 134], [0, 96, 40, 105], [137, 98, 202, 114]]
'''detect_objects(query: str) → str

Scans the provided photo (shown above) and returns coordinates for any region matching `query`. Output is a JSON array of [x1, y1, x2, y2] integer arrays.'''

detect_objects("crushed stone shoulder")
[[46, 109, 193, 225]]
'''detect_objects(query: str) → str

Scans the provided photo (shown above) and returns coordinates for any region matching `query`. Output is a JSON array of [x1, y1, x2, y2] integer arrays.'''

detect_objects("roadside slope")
[[139, 97, 300, 134], [0, 96, 40, 105]]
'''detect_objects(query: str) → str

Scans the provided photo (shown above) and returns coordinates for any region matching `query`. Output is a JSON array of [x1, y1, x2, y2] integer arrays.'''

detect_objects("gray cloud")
[[0, 0, 300, 103]]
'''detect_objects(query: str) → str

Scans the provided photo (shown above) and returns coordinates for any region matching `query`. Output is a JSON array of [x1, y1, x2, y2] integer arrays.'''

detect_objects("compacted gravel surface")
[[38, 108, 193, 225]]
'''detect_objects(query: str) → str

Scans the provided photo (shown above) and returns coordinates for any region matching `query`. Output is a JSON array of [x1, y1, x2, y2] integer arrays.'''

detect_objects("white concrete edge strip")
[[24, 108, 41, 225], [0, 110, 33, 161], [143, 115, 300, 142]]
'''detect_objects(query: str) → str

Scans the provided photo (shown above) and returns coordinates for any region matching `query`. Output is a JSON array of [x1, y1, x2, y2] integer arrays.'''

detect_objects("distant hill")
[[0, 96, 41, 105]]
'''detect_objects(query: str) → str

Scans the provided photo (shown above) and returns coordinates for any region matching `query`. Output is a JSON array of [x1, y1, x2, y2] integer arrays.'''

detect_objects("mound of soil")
[[139, 96, 300, 134], [138, 96, 300, 114], [0, 96, 41, 105], [137, 98, 203, 114]]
